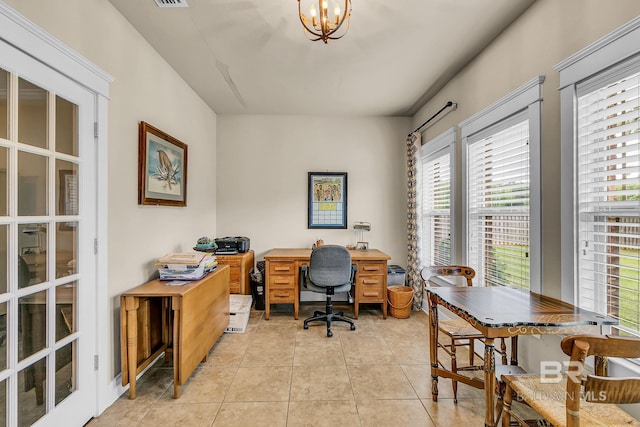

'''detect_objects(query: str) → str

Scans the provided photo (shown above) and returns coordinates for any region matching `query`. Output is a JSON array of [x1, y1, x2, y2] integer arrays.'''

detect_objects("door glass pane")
[[55, 341, 75, 405], [18, 151, 47, 216], [55, 96, 77, 156], [0, 146, 7, 216], [0, 302, 6, 370], [56, 282, 75, 339], [56, 222, 76, 279], [18, 289, 47, 361], [55, 160, 77, 217], [19, 223, 47, 286], [18, 359, 46, 426], [18, 78, 47, 149], [0, 225, 6, 294], [0, 69, 7, 140]]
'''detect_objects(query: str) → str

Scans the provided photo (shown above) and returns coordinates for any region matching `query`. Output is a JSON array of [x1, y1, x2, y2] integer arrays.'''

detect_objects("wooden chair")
[[421, 265, 519, 403], [501, 335, 640, 426]]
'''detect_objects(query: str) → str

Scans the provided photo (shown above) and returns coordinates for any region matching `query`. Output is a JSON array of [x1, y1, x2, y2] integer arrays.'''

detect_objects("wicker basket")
[[387, 286, 414, 319]]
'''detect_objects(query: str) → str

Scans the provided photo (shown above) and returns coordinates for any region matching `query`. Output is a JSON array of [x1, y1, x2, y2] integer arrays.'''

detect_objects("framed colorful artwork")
[[308, 172, 347, 229], [138, 121, 188, 206]]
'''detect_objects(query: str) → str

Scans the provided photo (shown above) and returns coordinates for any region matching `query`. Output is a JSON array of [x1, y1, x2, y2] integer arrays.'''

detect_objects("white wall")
[[217, 115, 410, 265], [2, 0, 219, 407], [414, 0, 640, 298]]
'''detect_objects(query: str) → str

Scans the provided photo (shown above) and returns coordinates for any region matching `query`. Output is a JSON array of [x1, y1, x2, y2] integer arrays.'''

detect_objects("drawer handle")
[[363, 292, 379, 297], [363, 280, 379, 284], [274, 280, 290, 284], [274, 292, 289, 297], [274, 267, 290, 272], [362, 266, 379, 271]]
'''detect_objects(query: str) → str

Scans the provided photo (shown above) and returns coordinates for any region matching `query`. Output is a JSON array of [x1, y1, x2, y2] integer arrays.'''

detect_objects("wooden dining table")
[[425, 285, 618, 427]]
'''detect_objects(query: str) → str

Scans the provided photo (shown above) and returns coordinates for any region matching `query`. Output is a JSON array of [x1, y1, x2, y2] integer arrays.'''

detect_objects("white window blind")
[[467, 118, 530, 289], [577, 69, 640, 335], [421, 149, 451, 267]]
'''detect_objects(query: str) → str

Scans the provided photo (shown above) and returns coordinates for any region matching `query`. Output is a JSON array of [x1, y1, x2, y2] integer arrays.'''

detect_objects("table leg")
[[428, 295, 439, 401], [484, 337, 496, 427], [510, 336, 519, 366], [124, 296, 139, 399], [265, 263, 271, 320], [172, 305, 181, 398]]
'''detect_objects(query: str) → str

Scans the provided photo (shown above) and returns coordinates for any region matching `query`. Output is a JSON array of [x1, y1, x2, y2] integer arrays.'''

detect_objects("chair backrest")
[[560, 334, 640, 422], [308, 245, 353, 288], [18, 255, 30, 288], [420, 265, 475, 287]]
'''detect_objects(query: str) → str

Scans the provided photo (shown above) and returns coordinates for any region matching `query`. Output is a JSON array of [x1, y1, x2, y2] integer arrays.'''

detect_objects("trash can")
[[250, 261, 266, 310], [387, 286, 414, 319]]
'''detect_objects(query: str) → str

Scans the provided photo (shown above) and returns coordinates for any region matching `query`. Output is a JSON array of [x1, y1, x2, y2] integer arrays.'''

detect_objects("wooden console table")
[[264, 248, 390, 320], [120, 266, 230, 399]]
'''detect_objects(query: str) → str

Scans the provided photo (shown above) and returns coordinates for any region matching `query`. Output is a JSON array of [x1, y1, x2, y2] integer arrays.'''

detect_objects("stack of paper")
[[157, 252, 217, 280]]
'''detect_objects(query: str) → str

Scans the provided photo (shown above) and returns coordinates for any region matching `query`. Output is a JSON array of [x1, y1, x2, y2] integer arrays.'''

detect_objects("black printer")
[[215, 236, 250, 254]]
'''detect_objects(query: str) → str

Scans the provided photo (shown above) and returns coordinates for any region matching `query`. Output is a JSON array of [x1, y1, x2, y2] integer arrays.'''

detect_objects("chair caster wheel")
[[350, 324, 356, 331], [303, 324, 308, 330], [327, 330, 333, 337]]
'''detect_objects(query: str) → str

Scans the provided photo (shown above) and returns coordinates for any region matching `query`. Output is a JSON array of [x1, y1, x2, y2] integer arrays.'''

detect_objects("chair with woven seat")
[[301, 245, 357, 337], [421, 265, 518, 403], [501, 334, 640, 427]]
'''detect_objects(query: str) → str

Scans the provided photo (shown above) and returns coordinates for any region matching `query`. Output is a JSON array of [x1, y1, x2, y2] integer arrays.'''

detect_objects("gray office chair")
[[301, 245, 357, 337]]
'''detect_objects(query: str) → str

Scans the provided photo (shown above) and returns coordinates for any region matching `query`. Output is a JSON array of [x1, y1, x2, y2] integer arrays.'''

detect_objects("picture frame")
[[58, 169, 78, 230], [355, 241, 369, 251], [308, 172, 347, 229], [138, 121, 188, 206]]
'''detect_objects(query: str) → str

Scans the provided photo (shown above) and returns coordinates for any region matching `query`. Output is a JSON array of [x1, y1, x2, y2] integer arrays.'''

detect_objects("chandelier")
[[298, 0, 352, 44]]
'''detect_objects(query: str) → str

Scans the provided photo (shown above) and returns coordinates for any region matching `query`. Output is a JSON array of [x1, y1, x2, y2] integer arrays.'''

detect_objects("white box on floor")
[[225, 294, 252, 333]]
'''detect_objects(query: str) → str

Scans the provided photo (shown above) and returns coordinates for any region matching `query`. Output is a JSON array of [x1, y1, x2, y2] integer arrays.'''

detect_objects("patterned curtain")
[[406, 132, 422, 310]]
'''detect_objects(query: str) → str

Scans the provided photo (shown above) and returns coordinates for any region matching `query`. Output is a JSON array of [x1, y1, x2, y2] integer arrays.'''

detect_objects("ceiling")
[[108, 0, 535, 116]]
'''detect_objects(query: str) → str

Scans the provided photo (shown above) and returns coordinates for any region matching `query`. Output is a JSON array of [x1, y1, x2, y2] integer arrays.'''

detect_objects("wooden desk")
[[120, 266, 230, 399], [264, 248, 391, 320], [215, 250, 254, 294], [426, 286, 618, 427]]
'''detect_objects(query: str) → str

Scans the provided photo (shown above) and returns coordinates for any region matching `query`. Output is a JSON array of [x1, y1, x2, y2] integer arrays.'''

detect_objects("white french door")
[[0, 36, 97, 427]]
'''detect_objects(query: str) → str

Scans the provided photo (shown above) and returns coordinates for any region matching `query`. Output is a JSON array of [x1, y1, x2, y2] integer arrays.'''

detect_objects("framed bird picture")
[[138, 121, 188, 206]]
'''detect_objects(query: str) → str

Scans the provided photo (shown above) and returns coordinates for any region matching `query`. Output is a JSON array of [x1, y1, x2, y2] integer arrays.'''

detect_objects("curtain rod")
[[410, 101, 457, 135]]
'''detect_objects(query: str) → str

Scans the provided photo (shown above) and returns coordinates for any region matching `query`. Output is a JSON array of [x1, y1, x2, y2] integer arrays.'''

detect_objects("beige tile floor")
[[87, 304, 527, 427]]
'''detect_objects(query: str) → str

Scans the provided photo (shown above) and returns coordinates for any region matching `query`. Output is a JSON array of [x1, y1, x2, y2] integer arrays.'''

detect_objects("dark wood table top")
[[426, 286, 618, 336]]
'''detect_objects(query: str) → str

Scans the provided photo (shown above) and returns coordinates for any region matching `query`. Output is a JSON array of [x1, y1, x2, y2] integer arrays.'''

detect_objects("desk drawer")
[[269, 289, 295, 303], [269, 262, 296, 275], [357, 276, 384, 301], [269, 275, 294, 289], [357, 262, 385, 275]]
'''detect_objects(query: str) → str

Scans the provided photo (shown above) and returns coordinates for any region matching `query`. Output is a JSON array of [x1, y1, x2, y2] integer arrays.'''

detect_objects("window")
[[460, 76, 543, 291], [420, 128, 455, 267], [467, 116, 530, 288], [558, 18, 640, 336]]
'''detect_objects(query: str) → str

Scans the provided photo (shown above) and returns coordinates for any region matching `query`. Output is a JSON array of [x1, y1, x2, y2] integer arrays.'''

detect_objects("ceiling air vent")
[[154, 0, 189, 7]]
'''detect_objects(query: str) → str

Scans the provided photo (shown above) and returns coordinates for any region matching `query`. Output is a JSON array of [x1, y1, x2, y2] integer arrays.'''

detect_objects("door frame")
[[0, 1, 112, 419]]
